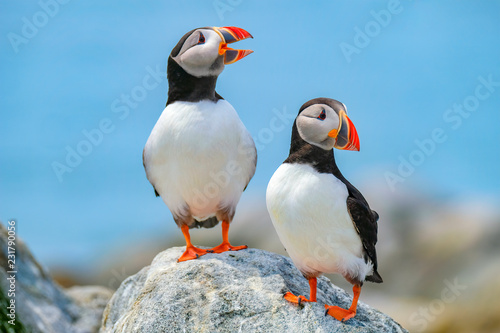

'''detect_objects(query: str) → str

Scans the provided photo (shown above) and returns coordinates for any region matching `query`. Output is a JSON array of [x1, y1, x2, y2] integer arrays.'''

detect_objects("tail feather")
[[192, 217, 219, 229], [365, 270, 383, 283]]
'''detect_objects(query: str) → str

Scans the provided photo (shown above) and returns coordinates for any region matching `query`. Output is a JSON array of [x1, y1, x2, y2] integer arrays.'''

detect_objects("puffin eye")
[[198, 32, 205, 44], [317, 109, 326, 121]]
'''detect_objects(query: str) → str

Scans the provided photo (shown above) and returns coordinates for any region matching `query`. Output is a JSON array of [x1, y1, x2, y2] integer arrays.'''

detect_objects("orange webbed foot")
[[177, 246, 210, 262], [324, 305, 356, 322], [284, 292, 314, 306], [208, 242, 248, 254], [284, 277, 317, 307], [209, 220, 248, 254]]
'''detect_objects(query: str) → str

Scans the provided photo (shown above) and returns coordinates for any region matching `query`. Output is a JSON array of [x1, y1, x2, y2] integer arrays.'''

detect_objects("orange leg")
[[208, 220, 247, 253], [178, 225, 210, 262], [325, 284, 361, 322], [284, 277, 317, 305]]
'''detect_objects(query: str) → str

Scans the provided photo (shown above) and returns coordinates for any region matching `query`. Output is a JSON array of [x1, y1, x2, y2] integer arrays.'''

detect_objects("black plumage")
[[144, 27, 223, 199], [284, 98, 382, 284], [166, 58, 223, 106], [166, 27, 223, 106]]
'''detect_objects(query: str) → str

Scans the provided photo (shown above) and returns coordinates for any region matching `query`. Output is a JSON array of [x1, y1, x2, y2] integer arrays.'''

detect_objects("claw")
[[324, 285, 361, 321], [178, 225, 210, 262], [324, 305, 356, 322], [284, 292, 311, 306], [208, 243, 247, 254], [208, 220, 248, 254], [177, 245, 210, 262]]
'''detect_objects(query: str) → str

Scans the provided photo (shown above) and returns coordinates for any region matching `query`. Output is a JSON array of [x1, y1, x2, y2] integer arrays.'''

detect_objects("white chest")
[[266, 163, 369, 278], [143, 100, 256, 219]]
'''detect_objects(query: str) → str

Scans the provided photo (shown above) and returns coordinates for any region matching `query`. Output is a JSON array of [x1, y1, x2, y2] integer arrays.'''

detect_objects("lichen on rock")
[[0, 223, 113, 333], [101, 247, 408, 333]]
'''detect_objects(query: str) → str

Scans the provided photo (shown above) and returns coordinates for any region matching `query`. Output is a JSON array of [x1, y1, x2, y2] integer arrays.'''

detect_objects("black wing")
[[345, 187, 383, 283], [143, 148, 160, 197]]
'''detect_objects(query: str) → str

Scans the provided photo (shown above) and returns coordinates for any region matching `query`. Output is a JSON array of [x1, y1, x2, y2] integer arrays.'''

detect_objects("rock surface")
[[101, 247, 408, 333], [0, 222, 113, 333]]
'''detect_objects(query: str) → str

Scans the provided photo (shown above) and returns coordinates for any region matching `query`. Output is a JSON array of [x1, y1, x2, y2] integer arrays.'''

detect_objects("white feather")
[[266, 163, 372, 281], [144, 100, 256, 221]]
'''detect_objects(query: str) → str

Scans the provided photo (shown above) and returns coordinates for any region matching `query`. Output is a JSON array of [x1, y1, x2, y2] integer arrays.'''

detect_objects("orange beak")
[[213, 26, 253, 64], [328, 110, 360, 151]]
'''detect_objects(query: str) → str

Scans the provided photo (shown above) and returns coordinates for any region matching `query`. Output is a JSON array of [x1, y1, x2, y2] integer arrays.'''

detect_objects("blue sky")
[[1, 1, 499, 269]]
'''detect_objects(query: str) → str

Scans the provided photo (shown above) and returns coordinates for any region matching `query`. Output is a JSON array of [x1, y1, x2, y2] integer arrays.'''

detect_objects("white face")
[[296, 103, 342, 150], [172, 29, 225, 78]]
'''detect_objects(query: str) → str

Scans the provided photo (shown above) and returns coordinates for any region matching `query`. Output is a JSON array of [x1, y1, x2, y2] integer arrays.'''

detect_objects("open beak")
[[213, 26, 253, 65], [328, 110, 360, 151]]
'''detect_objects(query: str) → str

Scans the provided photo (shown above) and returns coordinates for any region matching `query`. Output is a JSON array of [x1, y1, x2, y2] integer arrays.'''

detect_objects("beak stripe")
[[224, 49, 254, 65], [221, 26, 253, 41], [214, 26, 253, 65], [334, 110, 360, 151], [215, 26, 253, 44]]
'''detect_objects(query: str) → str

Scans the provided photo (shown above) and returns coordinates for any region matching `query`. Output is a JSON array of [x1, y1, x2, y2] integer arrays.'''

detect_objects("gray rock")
[[0, 222, 113, 333], [101, 247, 408, 333]]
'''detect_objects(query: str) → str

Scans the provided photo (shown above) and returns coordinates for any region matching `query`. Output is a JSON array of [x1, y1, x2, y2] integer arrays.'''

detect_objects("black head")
[[290, 98, 360, 154], [169, 26, 253, 78], [166, 27, 253, 105]]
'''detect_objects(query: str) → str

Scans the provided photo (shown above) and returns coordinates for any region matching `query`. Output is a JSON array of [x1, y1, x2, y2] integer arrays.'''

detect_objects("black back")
[[284, 98, 382, 283]]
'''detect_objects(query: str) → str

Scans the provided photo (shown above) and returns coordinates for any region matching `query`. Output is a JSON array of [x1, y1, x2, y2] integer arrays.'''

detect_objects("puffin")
[[266, 98, 382, 322], [143, 27, 257, 262]]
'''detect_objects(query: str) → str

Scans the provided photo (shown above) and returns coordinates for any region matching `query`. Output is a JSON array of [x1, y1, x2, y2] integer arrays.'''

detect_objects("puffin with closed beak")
[[143, 27, 257, 262], [266, 98, 382, 322]]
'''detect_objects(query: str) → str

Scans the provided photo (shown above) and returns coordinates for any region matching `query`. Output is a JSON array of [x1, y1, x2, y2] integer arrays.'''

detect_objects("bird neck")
[[286, 121, 343, 176], [166, 57, 221, 106]]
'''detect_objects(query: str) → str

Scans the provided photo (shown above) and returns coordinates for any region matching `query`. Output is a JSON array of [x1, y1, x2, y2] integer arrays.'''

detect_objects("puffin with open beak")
[[266, 98, 382, 322], [143, 27, 256, 262]]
